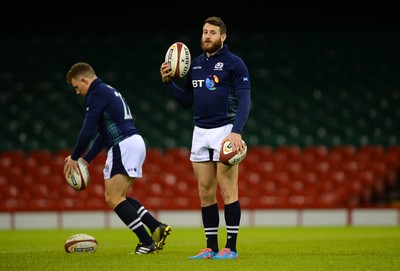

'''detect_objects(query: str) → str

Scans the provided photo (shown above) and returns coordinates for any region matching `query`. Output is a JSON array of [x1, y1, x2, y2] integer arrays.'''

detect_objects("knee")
[[220, 187, 238, 203], [104, 193, 114, 209], [105, 192, 124, 209]]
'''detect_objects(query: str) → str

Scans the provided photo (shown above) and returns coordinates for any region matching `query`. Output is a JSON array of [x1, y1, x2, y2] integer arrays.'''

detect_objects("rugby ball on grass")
[[64, 233, 98, 253], [165, 42, 191, 78], [219, 140, 247, 165], [65, 158, 90, 191]]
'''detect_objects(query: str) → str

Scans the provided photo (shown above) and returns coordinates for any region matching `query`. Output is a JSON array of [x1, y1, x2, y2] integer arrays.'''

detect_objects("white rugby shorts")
[[190, 124, 233, 162], [103, 134, 146, 179]]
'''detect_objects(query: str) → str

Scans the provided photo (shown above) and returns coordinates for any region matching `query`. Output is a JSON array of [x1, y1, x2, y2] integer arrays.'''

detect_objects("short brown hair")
[[66, 62, 96, 84], [204, 16, 227, 35]]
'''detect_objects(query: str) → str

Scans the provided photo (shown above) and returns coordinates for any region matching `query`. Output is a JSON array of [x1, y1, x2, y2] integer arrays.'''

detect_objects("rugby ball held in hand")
[[64, 233, 98, 253], [65, 158, 90, 191], [219, 140, 247, 165], [165, 42, 191, 78]]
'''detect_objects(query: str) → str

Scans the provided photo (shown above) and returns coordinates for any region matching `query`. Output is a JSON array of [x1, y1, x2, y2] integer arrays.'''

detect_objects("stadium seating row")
[[0, 145, 399, 211]]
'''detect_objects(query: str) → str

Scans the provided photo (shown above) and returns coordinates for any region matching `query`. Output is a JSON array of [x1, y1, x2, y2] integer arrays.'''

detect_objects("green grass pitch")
[[0, 226, 399, 271]]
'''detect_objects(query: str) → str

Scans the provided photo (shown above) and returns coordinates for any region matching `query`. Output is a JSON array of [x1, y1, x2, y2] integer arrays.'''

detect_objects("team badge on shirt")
[[214, 62, 224, 71]]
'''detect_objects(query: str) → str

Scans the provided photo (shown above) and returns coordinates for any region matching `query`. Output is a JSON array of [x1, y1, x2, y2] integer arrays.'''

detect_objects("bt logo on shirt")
[[192, 74, 220, 91]]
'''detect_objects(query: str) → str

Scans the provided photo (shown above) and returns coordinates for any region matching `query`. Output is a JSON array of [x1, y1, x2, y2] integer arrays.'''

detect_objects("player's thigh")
[[104, 173, 133, 197], [192, 161, 217, 189], [217, 162, 239, 189]]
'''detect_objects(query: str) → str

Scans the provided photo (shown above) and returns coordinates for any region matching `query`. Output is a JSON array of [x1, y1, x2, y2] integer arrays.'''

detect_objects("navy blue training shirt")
[[164, 44, 251, 134], [71, 78, 139, 162]]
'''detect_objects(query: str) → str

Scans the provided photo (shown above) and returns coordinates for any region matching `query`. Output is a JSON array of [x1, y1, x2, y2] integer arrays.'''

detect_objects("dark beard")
[[201, 39, 222, 54]]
